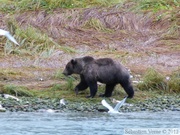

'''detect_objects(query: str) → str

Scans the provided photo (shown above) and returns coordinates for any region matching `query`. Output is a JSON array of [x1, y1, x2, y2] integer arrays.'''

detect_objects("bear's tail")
[[120, 77, 134, 98]]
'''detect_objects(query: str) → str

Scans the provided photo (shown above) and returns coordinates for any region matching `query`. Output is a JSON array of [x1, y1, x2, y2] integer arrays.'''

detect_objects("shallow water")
[[0, 111, 180, 135]]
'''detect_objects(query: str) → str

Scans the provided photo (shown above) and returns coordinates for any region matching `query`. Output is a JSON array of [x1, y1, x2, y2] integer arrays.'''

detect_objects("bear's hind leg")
[[99, 84, 116, 97]]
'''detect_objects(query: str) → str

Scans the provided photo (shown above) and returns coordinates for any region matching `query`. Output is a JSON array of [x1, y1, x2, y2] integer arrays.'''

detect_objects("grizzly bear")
[[63, 56, 134, 98]]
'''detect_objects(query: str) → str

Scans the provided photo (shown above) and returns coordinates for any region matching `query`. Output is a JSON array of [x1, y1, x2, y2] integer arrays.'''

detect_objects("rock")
[[0, 107, 6, 112], [97, 105, 108, 112], [141, 108, 146, 111]]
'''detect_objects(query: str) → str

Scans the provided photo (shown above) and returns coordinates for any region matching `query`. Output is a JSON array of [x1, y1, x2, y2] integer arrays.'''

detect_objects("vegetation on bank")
[[136, 68, 180, 93], [1, 0, 179, 56], [0, 0, 179, 12], [0, 68, 179, 103], [0, 0, 180, 103]]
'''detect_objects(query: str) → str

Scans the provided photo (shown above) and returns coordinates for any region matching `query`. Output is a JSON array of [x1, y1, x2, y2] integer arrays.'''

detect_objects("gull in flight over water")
[[101, 97, 127, 114], [111, 98, 133, 107], [0, 29, 19, 45]]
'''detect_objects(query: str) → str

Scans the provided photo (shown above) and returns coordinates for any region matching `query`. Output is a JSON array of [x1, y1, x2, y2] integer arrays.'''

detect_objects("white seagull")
[[37, 109, 59, 113], [0, 104, 6, 112], [111, 98, 133, 107], [2, 94, 20, 101], [101, 97, 127, 114], [0, 29, 19, 45], [60, 99, 66, 106]]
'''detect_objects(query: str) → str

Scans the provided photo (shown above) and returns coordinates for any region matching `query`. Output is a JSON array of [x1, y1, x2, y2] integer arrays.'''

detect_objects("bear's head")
[[63, 59, 80, 75], [63, 56, 94, 76]]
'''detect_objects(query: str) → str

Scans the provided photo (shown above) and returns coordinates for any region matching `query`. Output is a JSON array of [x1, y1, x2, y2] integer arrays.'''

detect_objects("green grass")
[[16, 26, 53, 52], [2, 84, 34, 97], [168, 69, 180, 92], [0, 68, 28, 80], [137, 68, 167, 91], [0, 0, 124, 12], [54, 70, 65, 80], [0, 0, 179, 104], [83, 18, 113, 33], [65, 77, 75, 91], [1, 0, 179, 56], [3, 20, 57, 56], [1, 0, 179, 13], [136, 68, 180, 93], [1, 68, 179, 103], [131, 0, 180, 12], [2, 19, 76, 56]]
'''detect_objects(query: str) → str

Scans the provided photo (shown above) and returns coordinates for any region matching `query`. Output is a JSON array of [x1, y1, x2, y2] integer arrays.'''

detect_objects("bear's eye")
[[67, 65, 72, 70], [67, 66, 70, 70]]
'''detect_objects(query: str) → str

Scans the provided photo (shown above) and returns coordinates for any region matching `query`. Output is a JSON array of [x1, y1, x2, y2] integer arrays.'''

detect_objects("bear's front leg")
[[74, 75, 88, 95], [104, 84, 116, 97], [86, 81, 98, 98], [74, 82, 88, 95]]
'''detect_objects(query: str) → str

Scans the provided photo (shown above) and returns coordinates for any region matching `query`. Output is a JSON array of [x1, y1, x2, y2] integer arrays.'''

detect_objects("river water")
[[0, 111, 180, 135]]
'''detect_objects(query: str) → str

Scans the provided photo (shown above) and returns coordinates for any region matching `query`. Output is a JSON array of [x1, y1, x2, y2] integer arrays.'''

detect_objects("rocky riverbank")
[[0, 95, 180, 113]]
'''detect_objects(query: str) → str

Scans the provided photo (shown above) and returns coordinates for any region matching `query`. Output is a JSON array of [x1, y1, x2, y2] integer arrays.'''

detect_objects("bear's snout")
[[62, 69, 68, 76]]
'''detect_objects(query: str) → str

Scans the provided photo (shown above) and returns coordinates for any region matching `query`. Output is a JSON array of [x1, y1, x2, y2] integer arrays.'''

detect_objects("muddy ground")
[[0, 6, 180, 91]]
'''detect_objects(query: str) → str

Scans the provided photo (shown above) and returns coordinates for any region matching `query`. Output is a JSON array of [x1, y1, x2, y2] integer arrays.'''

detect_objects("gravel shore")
[[0, 95, 180, 113]]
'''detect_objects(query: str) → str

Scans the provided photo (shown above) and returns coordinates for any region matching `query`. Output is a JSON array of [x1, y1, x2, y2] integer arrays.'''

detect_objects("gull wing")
[[101, 99, 114, 112], [0, 29, 8, 35], [60, 99, 66, 106], [0, 29, 19, 45], [3, 94, 20, 101], [5, 32, 19, 45], [114, 97, 127, 111]]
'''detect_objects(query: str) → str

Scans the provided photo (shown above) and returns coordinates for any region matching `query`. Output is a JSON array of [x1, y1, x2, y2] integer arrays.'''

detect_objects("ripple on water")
[[0, 111, 180, 135]]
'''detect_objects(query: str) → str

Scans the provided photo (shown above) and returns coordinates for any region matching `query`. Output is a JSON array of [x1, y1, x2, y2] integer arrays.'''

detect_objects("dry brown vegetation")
[[0, 3, 180, 95]]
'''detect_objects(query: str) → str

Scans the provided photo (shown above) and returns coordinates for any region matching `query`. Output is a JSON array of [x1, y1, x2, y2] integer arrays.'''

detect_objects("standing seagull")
[[0, 29, 19, 45], [0, 104, 6, 112], [60, 99, 66, 106], [1, 94, 20, 101], [101, 97, 127, 114]]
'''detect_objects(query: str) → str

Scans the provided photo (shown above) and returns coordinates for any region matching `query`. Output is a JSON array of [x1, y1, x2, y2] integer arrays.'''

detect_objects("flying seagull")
[[0, 29, 19, 45], [111, 98, 133, 107], [101, 97, 127, 114]]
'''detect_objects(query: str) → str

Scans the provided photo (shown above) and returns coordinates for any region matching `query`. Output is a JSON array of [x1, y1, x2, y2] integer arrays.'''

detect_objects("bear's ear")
[[71, 59, 77, 65]]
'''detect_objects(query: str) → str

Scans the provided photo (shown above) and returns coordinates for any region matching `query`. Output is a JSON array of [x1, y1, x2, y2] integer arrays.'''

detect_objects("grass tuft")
[[54, 70, 65, 80], [83, 18, 113, 32], [137, 68, 167, 91], [136, 68, 180, 93], [0, 0, 123, 12], [65, 77, 75, 91], [168, 69, 180, 92], [2, 84, 34, 97], [133, 0, 180, 12]]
